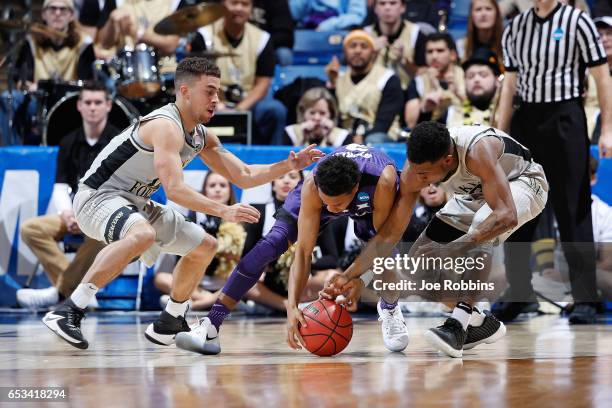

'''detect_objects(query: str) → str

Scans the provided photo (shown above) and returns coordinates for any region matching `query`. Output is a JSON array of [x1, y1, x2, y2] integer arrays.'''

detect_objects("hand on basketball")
[[223, 203, 260, 224], [320, 272, 350, 299], [288, 144, 325, 171], [286, 306, 307, 350], [335, 278, 364, 312]]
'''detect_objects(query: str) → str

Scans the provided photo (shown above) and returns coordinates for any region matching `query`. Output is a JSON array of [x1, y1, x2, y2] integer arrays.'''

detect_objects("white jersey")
[[80, 104, 206, 201], [441, 125, 543, 198]]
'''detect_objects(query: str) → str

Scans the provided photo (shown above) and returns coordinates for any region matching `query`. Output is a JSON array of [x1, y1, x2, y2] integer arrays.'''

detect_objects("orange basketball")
[[299, 299, 353, 356]]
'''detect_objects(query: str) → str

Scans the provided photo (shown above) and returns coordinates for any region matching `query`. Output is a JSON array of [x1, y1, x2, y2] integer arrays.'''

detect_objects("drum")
[[43, 92, 139, 146], [114, 44, 161, 99]]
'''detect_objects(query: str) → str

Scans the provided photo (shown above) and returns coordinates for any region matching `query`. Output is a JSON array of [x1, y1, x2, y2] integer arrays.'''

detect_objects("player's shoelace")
[[379, 309, 407, 335]]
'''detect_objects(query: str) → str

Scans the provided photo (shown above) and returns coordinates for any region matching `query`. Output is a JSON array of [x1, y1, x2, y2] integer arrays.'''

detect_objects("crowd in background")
[[2, 0, 612, 320]]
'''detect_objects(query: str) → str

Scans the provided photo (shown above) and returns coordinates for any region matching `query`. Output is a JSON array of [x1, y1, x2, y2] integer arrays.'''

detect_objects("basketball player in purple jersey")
[[176, 144, 411, 354]]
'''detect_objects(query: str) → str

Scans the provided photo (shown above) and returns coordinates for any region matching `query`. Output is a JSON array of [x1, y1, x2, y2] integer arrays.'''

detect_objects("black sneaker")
[[42, 299, 88, 349], [424, 318, 466, 358], [491, 300, 539, 322], [144, 311, 191, 345], [568, 303, 596, 324], [464, 310, 506, 350]]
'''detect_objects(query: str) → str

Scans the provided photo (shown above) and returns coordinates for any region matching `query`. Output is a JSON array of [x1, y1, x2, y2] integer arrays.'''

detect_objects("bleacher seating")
[[272, 64, 329, 93], [293, 29, 347, 65]]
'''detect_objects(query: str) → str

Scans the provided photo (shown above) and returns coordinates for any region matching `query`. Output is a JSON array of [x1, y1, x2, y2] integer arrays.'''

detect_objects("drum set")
[[0, 3, 235, 146]]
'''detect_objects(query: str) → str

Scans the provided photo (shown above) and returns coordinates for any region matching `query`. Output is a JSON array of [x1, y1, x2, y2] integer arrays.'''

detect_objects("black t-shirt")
[[79, 0, 103, 27], [190, 29, 276, 77], [250, 0, 295, 49], [56, 122, 119, 192]]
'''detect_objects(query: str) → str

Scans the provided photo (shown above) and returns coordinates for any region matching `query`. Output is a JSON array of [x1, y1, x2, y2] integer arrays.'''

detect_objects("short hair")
[[314, 155, 361, 196], [296, 87, 338, 123], [407, 122, 452, 164], [79, 82, 109, 100], [175, 57, 221, 87], [425, 32, 457, 52], [373, 0, 406, 5]]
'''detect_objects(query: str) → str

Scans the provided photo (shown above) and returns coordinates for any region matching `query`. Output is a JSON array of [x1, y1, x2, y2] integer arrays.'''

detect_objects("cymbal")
[[186, 50, 239, 59], [154, 3, 225, 36]]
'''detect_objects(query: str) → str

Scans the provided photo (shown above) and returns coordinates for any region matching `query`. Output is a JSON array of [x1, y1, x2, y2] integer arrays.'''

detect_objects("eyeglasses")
[[44, 6, 72, 14]]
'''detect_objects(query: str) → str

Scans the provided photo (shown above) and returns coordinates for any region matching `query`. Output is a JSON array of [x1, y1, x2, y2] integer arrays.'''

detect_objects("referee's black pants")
[[505, 99, 597, 303]]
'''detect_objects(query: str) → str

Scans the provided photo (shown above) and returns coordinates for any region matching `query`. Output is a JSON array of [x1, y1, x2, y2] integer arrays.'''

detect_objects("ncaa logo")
[[358, 192, 369, 202]]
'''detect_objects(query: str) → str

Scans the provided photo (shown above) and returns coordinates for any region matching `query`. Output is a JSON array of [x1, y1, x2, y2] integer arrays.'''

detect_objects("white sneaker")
[[377, 300, 410, 352], [17, 287, 59, 310], [175, 317, 221, 355]]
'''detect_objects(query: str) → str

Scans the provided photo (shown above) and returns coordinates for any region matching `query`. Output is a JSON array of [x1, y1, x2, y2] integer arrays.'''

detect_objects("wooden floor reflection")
[[0, 312, 610, 407]]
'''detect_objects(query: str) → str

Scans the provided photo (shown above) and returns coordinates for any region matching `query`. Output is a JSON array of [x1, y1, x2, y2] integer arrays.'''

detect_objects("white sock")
[[451, 302, 472, 331], [469, 307, 486, 327], [165, 298, 189, 318], [70, 283, 99, 309]]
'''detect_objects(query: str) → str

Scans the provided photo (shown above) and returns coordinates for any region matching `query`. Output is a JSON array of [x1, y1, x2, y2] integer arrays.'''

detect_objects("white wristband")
[[360, 270, 374, 287]]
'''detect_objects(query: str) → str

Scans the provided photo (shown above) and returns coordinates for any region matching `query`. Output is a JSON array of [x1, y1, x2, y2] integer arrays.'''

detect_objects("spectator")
[[404, 32, 465, 129], [16, 84, 117, 310], [97, 0, 183, 62], [0, 0, 96, 145], [456, 0, 504, 71], [250, 0, 295, 66], [363, 0, 450, 29], [326, 29, 404, 143], [282, 87, 350, 147], [402, 183, 447, 242], [363, 0, 427, 89], [587, 16, 612, 143], [191, 0, 287, 145], [541, 157, 612, 300], [446, 47, 500, 126], [290, 0, 367, 31], [154, 172, 247, 311]]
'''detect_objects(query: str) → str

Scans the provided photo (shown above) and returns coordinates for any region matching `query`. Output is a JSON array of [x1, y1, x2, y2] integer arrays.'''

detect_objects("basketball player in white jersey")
[[324, 121, 549, 357], [42, 57, 323, 350]]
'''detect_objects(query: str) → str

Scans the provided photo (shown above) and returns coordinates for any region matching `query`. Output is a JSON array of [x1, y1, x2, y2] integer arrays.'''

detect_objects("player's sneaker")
[[377, 300, 409, 352], [144, 310, 191, 346], [42, 299, 88, 349], [464, 310, 506, 350], [424, 317, 466, 358], [175, 317, 221, 355]]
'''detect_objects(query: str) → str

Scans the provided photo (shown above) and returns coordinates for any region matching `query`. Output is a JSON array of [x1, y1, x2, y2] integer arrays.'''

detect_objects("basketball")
[[299, 299, 353, 356]]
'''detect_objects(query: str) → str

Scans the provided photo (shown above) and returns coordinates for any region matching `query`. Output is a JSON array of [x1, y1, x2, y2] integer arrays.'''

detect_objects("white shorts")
[[73, 186, 205, 266], [436, 165, 549, 244]]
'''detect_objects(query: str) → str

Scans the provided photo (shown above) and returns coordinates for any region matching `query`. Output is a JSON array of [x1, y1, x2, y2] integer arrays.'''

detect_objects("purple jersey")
[[278, 144, 398, 241]]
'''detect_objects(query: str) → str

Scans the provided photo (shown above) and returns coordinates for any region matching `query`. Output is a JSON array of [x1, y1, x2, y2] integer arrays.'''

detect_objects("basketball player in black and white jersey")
[[42, 57, 323, 350], [323, 121, 550, 357]]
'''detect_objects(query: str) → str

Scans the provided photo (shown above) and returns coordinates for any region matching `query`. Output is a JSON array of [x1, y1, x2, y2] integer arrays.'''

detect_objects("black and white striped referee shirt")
[[502, 3, 606, 104]]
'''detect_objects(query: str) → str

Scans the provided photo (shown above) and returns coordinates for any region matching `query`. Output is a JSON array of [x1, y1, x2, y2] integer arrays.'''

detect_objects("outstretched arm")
[[147, 120, 259, 223], [286, 178, 322, 350], [199, 131, 323, 189]]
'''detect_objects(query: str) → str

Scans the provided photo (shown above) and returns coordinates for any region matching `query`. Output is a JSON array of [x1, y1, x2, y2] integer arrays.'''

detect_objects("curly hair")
[[175, 57, 221, 86], [314, 155, 361, 196], [407, 121, 451, 164]]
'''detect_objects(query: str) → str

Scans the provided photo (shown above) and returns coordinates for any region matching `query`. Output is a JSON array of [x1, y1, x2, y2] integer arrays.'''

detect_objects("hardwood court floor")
[[0, 311, 610, 407]]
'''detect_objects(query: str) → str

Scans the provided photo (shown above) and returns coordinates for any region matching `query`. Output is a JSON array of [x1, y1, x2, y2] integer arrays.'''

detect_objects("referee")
[[494, 0, 612, 324]]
